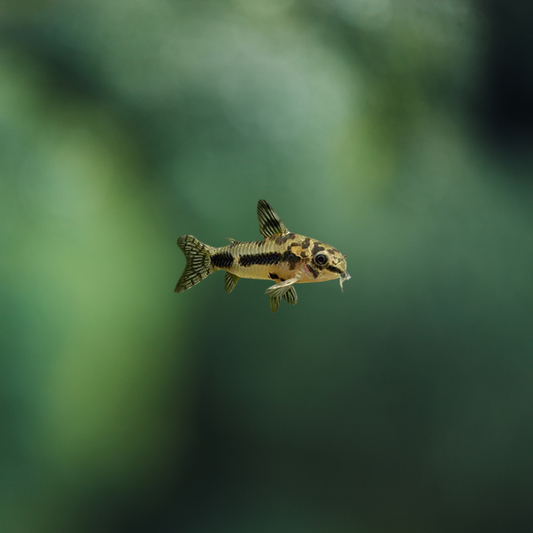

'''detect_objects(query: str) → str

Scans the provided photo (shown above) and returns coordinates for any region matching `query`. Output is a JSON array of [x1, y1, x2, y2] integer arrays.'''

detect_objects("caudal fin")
[[175, 235, 214, 293]]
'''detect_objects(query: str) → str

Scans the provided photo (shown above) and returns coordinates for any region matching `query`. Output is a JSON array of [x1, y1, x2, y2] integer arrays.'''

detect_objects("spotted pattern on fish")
[[312, 242, 325, 255], [282, 250, 300, 270], [175, 200, 350, 312], [275, 232, 295, 245]]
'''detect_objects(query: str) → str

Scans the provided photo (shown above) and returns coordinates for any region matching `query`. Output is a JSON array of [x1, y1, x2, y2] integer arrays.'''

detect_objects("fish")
[[174, 199, 350, 312]]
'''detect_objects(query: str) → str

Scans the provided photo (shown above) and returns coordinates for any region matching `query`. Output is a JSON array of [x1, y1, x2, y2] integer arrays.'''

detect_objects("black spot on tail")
[[211, 252, 234, 268]]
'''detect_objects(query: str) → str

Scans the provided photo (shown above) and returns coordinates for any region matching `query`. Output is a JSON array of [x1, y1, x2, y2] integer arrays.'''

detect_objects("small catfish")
[[175, 200, 350, 312]]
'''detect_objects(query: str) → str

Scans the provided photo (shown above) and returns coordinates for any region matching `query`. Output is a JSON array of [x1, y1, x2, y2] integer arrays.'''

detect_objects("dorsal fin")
[[257, 200, 288, 238]]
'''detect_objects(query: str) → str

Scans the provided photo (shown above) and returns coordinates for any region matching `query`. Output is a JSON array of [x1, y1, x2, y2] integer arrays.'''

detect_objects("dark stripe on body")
[[211, 252, 234, 268], [327, 265, 342, 275], [301, 238, 310, 249], [239, 252, 282, 267], [308, 264, 319, 278], [282, 250, 300, 270]]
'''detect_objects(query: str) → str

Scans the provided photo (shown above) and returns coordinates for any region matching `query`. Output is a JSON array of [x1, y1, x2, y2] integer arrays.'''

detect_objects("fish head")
[[299, 237, 350, 290]]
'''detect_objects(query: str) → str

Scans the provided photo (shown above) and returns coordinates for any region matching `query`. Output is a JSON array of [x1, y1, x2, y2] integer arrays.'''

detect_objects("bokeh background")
[[1, 1, 533, 532]]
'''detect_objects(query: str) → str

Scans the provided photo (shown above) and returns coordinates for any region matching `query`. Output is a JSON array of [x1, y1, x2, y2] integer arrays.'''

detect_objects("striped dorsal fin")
[[257, 200, 288, 238]]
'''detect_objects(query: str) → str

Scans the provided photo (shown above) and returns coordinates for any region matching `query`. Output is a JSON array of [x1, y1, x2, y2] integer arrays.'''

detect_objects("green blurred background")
[[1, 1, 533, 532]]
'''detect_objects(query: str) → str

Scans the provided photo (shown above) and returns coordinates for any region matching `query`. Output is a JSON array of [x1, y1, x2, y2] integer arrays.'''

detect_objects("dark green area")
[[1, 1, 532, 532]]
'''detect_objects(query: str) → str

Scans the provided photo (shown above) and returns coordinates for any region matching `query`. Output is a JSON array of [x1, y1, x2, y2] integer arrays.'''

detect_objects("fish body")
[[175, 200, 350, 312]]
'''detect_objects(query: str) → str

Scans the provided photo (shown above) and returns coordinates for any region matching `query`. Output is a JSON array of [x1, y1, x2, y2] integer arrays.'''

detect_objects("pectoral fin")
[[224, 271, 239, 293], [270, 286, 297, 312], [270, 295, 282, 313], [257, 200, 288, 238], [283, 286, 298, 305], [266, 277, 299, 312], [265, 277, 299, 298]]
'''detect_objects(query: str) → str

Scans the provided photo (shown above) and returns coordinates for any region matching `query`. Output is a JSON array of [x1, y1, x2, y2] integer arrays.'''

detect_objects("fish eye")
[[314, 253, 328, 266]]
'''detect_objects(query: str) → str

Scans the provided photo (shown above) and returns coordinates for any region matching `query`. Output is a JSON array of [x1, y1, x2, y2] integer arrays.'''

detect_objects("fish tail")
[[175, 235, 214, 293]]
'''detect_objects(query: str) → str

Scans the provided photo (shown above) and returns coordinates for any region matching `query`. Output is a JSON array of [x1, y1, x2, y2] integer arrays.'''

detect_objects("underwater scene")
[[1, 1, 532, 532]]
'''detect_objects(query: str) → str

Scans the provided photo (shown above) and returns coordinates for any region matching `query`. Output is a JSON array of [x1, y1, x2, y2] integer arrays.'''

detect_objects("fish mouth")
[[339, 270, 351, 292]]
